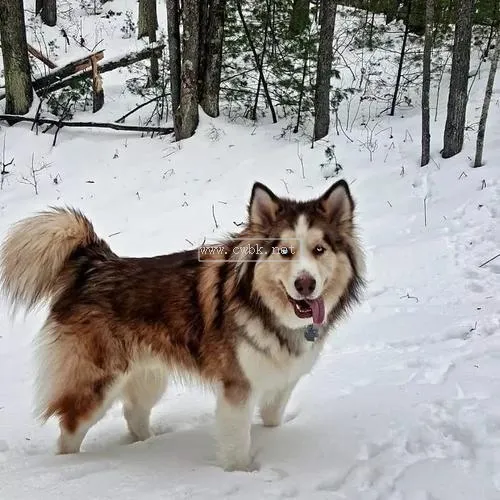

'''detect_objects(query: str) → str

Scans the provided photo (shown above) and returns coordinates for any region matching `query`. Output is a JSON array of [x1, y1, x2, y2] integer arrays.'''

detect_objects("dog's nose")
[[294, 274, 316, 296]]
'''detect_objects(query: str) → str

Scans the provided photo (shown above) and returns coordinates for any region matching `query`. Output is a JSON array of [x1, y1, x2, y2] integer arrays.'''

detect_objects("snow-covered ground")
[[1, 3, 500, 499]]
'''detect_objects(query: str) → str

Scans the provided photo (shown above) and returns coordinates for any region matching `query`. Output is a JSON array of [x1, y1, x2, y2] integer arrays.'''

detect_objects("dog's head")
[[237, 180, 364, 330]]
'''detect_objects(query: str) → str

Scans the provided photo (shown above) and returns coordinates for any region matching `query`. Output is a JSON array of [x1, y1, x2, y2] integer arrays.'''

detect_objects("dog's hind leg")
[[121, 367, 168, 441], [35, 322, 126, 454], [259, 383, 296, 427], [54, 377, 125, 454]]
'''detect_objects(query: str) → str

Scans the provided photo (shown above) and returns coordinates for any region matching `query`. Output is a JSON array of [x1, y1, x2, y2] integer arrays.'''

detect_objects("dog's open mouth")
[[287, 295, 325, 324]]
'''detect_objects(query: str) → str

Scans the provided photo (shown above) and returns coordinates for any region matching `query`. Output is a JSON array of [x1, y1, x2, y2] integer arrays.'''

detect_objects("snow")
[[1, 3, 500, 499]]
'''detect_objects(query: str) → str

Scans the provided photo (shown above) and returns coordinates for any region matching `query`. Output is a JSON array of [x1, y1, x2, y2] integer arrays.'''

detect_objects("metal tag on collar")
[[305, 324, 319, 342]]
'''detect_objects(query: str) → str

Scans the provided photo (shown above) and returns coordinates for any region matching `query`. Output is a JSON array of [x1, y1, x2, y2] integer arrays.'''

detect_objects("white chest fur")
[[236, 316, 323, 392]]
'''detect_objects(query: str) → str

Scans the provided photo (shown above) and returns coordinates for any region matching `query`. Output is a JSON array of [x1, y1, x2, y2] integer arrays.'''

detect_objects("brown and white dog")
[[0, 180, 365, 471]]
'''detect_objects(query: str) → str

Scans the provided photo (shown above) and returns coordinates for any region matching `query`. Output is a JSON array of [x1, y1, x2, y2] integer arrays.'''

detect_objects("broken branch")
[[0, 115, 174, 135]]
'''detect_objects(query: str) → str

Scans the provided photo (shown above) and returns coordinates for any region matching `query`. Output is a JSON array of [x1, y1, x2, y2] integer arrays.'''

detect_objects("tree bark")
[[198, 0, 210, 103], [166, 0, 181, 118], [390, 0, 412, 116], [441, 0, 475, 158], [314, 0, 337, 141], [36, 0, 57, 27], [138, 0, 159, 83], [0, 0, 33, 115], [421, 0, 433, 166], [289, 0, 310, 36], [200, 0, 226, 117], [175, 0, 200, 140], [473, 30, 499, 168]]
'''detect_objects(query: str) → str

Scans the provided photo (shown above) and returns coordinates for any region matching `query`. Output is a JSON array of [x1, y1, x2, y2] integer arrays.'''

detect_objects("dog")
[[0, 180, 365, 471]]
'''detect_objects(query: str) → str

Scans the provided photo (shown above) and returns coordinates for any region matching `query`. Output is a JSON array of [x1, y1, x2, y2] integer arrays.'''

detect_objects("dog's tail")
[[0, 207, 112, 315]]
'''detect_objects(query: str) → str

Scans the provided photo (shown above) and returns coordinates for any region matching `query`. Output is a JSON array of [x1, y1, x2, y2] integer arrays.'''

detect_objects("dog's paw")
[[218, 454, 260, 472], [223, 459, 260, 473], [261, 413, 283, 427]]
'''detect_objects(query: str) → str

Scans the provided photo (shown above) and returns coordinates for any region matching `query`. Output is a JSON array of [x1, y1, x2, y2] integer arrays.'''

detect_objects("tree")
[[175, 0, 200, 140], [421, 0, 434, 166], [314, 0, 338, 141], [0, 0, 33, 115], [289, 0, 310, 35], [473, 29, 499, 167], [166, 0, 181, 118], [138, 0, 159, 84], [441, 0, 475, 158], [390, 0, 412, 116], [200, 0, 227, 117], [36, 0, 57, 27]]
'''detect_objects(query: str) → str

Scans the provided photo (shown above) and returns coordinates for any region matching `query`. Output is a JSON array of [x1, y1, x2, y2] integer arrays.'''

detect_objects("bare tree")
[[200, 0, 227, 117], [36, 0, 57, 27], [166, 0, 181, 117], [314, 0, 337, 141], [138, 0, 159, 83], [474, 29, 499, 168], [0, 0, 33, 115], [421, 0, 434, 166], [175, 0, 200, 140], [441, 0, 475, 158], [390, 0, 412, 116]]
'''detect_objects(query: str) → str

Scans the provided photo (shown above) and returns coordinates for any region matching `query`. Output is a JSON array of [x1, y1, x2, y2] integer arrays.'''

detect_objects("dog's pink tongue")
[[306, 297, 325, 325]]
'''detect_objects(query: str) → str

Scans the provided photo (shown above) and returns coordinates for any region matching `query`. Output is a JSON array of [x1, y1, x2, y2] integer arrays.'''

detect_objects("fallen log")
[[0, 45, 165, 101], [34, 44, 164, 94], [0, 114, 174, 135], [33, 50, 105, 90]]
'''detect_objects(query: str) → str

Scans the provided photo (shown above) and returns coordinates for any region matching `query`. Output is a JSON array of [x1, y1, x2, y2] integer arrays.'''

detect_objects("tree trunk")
[[421, 0, 433, 166], [289, 0, 310, 36], [198, 0, 209, 103], [37, 0, 57, 27], [314, 0, 337, 141], [166, 0, 181, 118], [473, 30, 499, 168], [200, 0, 226, 117], [441, 0, 475, 158], [0, 0, 33, 115], [175, 0, 200, 140], [138, 0, 159, 83], [390, 0, 412, 116]]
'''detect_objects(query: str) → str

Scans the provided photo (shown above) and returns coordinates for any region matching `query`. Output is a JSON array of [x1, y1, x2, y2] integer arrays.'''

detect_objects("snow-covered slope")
[[1, 4, 500, 500]]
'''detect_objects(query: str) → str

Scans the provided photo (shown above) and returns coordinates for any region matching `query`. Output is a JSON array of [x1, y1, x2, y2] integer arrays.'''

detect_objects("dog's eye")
[[313, 245, 325, 256], [279, 247, 293, 258]]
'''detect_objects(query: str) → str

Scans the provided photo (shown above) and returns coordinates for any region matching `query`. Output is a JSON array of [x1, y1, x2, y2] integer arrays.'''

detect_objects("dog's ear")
[[318, 180, 354, 223], [249, 182, 281, 226]]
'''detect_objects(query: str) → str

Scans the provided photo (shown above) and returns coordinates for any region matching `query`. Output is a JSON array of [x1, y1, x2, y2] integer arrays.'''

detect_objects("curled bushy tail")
[[0, 207, 107, 314]]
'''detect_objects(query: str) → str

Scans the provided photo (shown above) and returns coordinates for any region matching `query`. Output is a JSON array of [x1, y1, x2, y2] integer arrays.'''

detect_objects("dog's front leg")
[[259, 383, 296, 427], [215, 382, 256, 471]]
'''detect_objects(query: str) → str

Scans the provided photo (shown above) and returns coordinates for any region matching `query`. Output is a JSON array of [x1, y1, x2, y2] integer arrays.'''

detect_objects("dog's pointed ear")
[[318, 180, 354, 223], [249, 182, 281, 226]]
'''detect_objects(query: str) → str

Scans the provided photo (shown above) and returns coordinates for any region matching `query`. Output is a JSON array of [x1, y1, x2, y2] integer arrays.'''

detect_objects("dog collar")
[[305, 324, 319, 342]]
